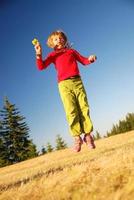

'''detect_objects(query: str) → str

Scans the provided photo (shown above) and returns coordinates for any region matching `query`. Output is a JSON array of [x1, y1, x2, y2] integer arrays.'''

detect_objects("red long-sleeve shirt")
[[36, 48, 92, 82]]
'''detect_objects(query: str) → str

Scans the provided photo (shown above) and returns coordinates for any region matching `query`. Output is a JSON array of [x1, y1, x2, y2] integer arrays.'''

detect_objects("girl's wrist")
[[36, 54, 42, 59]]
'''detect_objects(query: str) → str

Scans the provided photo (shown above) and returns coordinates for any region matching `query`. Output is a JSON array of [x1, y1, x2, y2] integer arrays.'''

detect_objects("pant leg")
[[58, 80, 83, 137], [73, 78, 93, 134]]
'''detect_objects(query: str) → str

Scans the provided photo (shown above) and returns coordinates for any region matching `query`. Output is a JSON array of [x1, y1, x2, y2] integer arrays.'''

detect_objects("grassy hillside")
[[0, 131, 134, 200]]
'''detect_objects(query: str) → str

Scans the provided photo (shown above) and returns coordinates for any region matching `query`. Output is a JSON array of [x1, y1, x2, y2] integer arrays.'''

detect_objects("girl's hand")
[[88, 55, 97, 63], [34, 42, 42, 58]]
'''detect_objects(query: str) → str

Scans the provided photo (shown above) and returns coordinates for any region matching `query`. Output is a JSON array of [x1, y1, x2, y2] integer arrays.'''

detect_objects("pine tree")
[[25, 140, 38, 159], [95, 131, 101, 140], [118, 120, 127, 133], [41, 146, 47, 155], [105, 112, 134, 138], [55, 134, 67, 150], [0, 110, 11, 167], [0, 120, 7, 167], [125, 113, 134, 131], [46, 142, 53, 153], [0, 143, 6, 167], [110, 124, 119, 135], [0, 97, 37, 166], [106, 131, 111, 137]]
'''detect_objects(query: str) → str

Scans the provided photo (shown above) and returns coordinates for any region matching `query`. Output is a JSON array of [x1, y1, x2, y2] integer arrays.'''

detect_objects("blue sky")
[[0, 0, 134, 151]]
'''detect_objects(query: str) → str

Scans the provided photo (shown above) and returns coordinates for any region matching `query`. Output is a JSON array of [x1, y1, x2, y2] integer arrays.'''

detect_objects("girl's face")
[[52, 35, 66, 49]]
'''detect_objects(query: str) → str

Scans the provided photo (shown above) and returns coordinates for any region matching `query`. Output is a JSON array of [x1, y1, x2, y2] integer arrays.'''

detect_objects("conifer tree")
[[41, 146, 47, 155], [118, 120, 127, 133], [25, 141, 38, 159], [125, 113, 134, 130], [46, 142, 53, 153], [110, 124, 119, 135], [0, 141, 6, 167], [106, 112, 134, 138], [0, 109, 11, 167], [0, 97, 37, 166], [95, 131, 101, 140], [55, 134, 67, 150], [0, 120, 7, 167]]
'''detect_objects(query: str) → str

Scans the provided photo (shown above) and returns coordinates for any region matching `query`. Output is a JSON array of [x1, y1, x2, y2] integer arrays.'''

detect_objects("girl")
[[34, 30, 96, 152]]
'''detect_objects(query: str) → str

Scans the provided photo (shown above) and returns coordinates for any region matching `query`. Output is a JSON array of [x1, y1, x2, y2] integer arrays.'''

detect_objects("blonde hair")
[[47, 30, 68, 48]]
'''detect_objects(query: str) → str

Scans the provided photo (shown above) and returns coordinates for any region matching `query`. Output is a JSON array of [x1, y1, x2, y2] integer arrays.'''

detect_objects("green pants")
[[58, 77, 93, 137]]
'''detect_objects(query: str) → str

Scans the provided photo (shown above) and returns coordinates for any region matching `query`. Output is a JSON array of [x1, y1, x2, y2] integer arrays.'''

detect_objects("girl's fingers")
[[94, 55, 97, 60], [35, 44, 41, 52]]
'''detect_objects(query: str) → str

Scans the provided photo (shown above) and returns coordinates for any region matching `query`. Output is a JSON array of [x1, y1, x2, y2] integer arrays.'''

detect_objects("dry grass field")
[[0, 130, 134, 200]]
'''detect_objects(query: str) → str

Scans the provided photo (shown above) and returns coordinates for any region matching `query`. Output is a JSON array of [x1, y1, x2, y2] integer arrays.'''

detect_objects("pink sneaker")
[[83, 134, 96, 149], [72, 136, 83, 152]]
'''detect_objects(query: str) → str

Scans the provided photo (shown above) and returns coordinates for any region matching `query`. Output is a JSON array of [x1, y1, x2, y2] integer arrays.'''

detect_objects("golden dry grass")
[[0, 130, 134, 200]]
